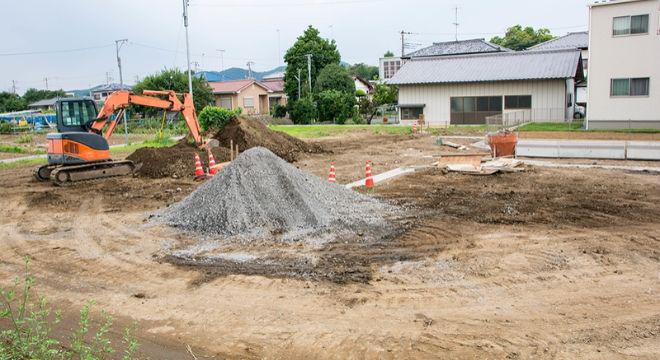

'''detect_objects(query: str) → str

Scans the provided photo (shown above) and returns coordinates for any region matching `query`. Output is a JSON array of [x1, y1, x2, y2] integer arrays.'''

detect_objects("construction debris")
[[157, 147, 399, 245]]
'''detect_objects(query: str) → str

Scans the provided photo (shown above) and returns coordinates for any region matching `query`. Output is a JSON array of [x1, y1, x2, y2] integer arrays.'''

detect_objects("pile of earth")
[[127, 141, 231, 179], [213, 117, 323, 162], [128, 117, 323, 179], [156, 147, 399, 246]]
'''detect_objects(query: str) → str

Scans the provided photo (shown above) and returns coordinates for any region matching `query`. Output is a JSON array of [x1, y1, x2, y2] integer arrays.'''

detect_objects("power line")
[[190, 0, 385, 7], [0, 44, 114, 57]]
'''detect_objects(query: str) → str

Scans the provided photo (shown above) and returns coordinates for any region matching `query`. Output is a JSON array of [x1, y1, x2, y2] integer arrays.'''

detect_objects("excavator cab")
[[45, 98, 111, 166], [56, 98, 97, 132]]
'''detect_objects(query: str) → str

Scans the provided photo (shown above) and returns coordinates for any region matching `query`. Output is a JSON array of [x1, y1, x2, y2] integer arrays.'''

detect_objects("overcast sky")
[[0, 0, 589, 93]]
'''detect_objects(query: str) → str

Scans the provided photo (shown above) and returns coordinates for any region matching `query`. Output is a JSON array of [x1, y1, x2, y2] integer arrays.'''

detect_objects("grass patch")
[[109, 137, 176, 156], [0, 145, 46, 154], [0, 145, 28, 153], [517, 122, 584, 132], [0, 157, 47, 170], [517, 121, 660, 133], [270, 124, 498, 139]]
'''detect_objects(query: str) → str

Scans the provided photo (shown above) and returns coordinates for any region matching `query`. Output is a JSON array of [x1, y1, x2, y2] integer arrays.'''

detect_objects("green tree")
[[383, 51, 395, 58], [283, 26, 341, 100], [288, 97, 317, 124], [347, 63, 379, 81], [0, 92, 26, 112], [490, 25, 554, 51], [313, 64, 356, 123], [317, 90, 354, 124], [314, 63, 355, 95], [132, 68, 213, 116], [361, 83, 398, 124], [21, 88, 66, 105]]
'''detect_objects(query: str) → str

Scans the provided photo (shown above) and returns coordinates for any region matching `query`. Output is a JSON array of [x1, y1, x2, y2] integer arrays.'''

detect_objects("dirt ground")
[[0, 131, 658, 359]]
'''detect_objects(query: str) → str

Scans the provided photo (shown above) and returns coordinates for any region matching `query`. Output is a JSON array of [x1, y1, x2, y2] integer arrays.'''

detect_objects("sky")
[[0, 0, 589, 93]]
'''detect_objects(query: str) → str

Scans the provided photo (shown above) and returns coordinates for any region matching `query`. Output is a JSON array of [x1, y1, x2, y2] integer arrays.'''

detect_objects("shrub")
[[17, 134, 32, 144], [0, 257, 139, 359], [316, 90, 354, 124], [288, 98, 317, 124], [0, 122, 12, 134], [198, 106, 239, 131], [355, 89, 367, 97], [272, 104, 287, 118]]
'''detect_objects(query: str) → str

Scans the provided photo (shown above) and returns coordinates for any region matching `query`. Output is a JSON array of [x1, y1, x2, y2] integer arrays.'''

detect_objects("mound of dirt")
[[157, 147, 398, 245], [214, 117, 323, 162], [127, 141, 231, 179], [128, 117, 323, 179]]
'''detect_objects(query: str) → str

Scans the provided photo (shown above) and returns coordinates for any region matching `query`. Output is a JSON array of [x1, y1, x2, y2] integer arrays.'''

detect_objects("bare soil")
[[0, 131, 658, 359]]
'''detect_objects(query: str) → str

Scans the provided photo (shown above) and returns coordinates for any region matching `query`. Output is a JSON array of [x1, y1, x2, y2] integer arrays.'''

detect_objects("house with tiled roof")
[[209, 78, 286, 115]]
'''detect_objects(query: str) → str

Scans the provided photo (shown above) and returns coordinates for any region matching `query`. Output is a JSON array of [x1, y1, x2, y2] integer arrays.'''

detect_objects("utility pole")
[[329, 24, 334, 40], [105, 72, 111, 85], [276, 29, 281, 66], [453, 6, 460, 41], [305, 54, 312, 94], [115, 38, 129, 145], [11, 80, 16, 94], [216, 49, 225, 79], [44, 77, 48, 90], [294, 68, 302, 100], [192, 61, 200, 72], [400, 30, 416, 57], [246, 61, 255, 79], [182, 0, 193, 98]]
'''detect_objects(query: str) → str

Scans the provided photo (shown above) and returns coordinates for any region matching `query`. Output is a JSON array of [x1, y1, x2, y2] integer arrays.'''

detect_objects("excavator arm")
[[90, 90, 204, 147]]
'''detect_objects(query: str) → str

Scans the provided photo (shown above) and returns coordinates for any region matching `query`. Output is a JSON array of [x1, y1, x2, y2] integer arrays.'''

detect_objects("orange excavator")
[[35, 90, 206, 185]]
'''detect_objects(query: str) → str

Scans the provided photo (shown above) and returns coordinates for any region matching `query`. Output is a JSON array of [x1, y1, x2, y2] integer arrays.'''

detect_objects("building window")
[[611, 78, 650, 96], [243, 97, 254, 107], [219, 97, 232, 109], [505, 95, 532, 109], [400, 106, 424, 120], [383, 60, 401, 79], [451, 96, 502, 124], [613, 14, 649, 36]]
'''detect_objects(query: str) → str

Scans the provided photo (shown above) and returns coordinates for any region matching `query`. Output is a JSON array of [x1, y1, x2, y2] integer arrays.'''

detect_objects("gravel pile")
[[158, 147, 398, 244]]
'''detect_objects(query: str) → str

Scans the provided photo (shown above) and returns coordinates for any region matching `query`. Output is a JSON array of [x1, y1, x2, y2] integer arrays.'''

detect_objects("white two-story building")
[[587, 0, 660, 129]]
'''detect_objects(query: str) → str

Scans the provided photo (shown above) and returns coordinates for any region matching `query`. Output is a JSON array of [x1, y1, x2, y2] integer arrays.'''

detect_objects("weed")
[[16, 134, 32, 144], [0, 257, 140, 359], [0, 145, 27, 154]]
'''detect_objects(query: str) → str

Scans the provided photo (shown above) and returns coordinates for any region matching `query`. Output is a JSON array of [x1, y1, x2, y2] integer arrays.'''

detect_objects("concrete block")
[[626, 141, 660, 160]]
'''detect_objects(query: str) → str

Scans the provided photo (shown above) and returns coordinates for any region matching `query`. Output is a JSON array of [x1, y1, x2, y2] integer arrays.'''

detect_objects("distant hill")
[[198, 66, 286, 82]]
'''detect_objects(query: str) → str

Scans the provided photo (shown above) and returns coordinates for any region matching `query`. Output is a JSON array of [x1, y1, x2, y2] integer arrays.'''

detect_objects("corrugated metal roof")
[[28, 97, 60, 107], [529, 32, 589, 51], [405, 38, 510, 58], [388, 49, 581, 85]]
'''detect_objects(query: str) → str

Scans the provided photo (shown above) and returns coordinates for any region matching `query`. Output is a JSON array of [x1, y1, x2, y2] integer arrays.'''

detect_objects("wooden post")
[[230, 139, 234, 162]]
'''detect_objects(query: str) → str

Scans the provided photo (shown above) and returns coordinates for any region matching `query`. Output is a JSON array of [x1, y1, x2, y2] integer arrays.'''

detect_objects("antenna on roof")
[[452, 6, 460, 42]]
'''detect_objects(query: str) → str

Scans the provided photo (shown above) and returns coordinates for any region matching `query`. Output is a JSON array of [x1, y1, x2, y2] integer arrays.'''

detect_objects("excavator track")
[[48, 160, 135, 186]]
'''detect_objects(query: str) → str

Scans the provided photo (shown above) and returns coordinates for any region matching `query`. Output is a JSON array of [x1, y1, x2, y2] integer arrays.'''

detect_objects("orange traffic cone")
[[208, 152, 218, 176], [193, 153, 205, 181], [412, 121, 418, 134], [328, 162, 336, 183], [365, 160, 374, 188]]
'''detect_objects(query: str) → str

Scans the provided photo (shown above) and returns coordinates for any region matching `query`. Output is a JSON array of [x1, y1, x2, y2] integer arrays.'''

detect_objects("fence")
[[486, 108, 567, 127]]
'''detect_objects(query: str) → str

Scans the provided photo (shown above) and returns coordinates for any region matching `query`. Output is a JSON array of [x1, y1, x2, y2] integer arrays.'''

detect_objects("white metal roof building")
[[388, 49, 584, 126]]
